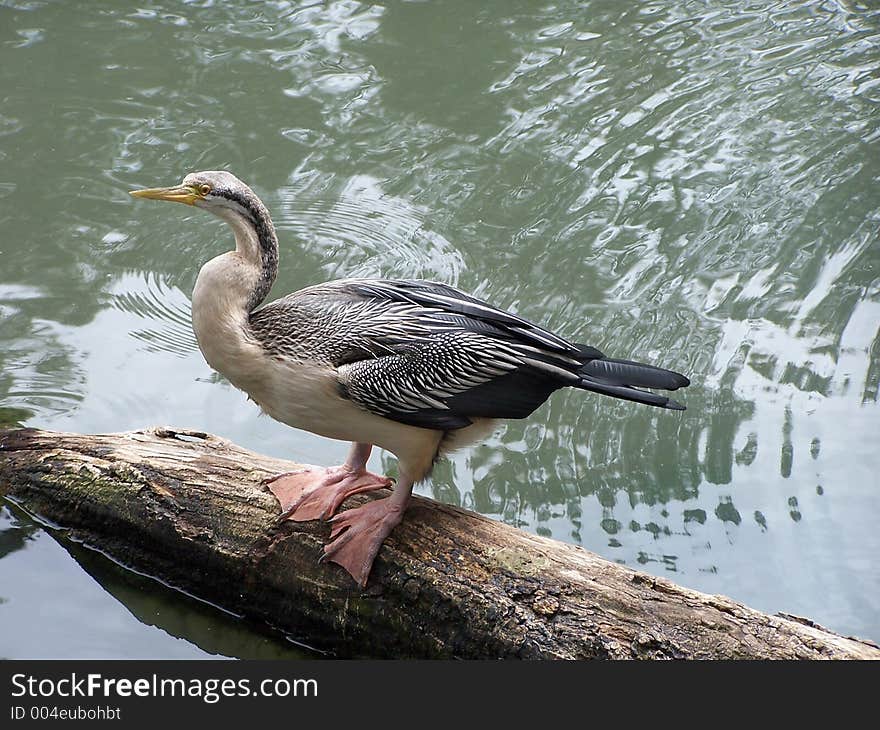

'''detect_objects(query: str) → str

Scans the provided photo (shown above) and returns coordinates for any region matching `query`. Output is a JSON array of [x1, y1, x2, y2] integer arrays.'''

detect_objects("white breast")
[[191, 254, 442, 479], [253, 355, 442, 479]]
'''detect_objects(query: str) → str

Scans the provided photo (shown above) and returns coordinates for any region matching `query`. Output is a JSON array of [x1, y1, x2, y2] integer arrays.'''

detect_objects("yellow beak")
[[129, 184, 201, 206]]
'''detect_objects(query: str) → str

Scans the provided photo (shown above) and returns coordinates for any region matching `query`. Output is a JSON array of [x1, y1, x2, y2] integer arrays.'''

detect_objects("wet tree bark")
[[0, 427, 877, 659]]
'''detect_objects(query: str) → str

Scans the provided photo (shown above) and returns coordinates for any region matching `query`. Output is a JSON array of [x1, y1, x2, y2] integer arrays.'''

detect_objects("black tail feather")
[[579, 357, 690, 391], [577, 376, 686, 410], [575, 352, 690, 411]]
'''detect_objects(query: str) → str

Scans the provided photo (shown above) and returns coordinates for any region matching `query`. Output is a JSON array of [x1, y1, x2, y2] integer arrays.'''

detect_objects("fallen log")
[[0, 427, 876, 659]]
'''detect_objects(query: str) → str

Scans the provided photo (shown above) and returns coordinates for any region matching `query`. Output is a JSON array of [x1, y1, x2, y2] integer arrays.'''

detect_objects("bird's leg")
[[321, 473, 415, 588], [266, 442, 392, 523]]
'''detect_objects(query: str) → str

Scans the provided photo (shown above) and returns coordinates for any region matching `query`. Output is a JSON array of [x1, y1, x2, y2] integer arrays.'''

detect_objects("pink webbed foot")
[[322, 497, 405, 588], [265, 466, 392, 522]]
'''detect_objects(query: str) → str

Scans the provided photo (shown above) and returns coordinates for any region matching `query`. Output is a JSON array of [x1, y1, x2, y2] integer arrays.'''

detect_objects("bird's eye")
[[199, 183, 212, 196]]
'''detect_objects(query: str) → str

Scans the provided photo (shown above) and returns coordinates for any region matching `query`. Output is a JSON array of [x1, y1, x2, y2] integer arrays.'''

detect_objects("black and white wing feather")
[[336, 329, 572, 429], [249, 277, 689, 431], [345, 279, 587, 356]]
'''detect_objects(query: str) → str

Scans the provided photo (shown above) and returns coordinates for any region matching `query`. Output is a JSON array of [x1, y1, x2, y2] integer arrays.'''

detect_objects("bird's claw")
[[319, 498, 405, 588], [267, 466, 393, 525]]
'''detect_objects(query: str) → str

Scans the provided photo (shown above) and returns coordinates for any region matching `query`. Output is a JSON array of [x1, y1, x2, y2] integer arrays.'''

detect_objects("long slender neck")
[[213, 197, 279, 313], [190, 196, 279, 382]]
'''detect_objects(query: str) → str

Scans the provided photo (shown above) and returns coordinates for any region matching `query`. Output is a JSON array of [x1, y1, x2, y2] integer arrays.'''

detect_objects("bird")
[[130, 170, 690, 588]]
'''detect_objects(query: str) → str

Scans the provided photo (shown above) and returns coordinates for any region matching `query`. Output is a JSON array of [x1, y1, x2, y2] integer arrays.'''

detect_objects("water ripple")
[[276, 171, 465, 283], [111, 272, 197, 357]]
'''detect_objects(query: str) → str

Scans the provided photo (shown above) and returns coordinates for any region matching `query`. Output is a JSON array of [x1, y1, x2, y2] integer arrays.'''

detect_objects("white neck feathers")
[[214, 205, 263, 267]]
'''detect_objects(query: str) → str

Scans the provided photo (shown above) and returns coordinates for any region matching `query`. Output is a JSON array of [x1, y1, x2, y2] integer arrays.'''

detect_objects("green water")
[[1, 0, 878, 658]]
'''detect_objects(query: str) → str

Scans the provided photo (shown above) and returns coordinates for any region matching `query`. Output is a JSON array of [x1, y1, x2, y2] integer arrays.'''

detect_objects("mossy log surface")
[[1, 426, 877, 659]]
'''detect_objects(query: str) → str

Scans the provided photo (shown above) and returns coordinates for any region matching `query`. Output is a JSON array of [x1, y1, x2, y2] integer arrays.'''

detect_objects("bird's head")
[[129, 170, 264, 221]]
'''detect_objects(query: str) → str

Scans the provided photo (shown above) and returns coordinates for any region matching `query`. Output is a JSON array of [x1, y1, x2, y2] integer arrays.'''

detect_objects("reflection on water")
[[0, 505, 315, 658], [0, 0, 878, 655]]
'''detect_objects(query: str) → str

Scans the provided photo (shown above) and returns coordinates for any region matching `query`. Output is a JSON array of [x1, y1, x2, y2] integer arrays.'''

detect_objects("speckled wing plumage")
[[248, 278, 688, 431]]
